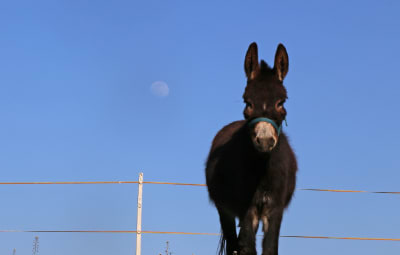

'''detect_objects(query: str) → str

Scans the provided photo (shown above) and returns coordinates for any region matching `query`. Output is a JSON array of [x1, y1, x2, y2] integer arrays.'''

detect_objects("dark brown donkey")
[[205, 42, 297, 255]]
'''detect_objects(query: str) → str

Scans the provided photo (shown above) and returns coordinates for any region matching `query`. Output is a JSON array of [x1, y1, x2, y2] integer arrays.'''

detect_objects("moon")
[[150, 81, 169, 97]]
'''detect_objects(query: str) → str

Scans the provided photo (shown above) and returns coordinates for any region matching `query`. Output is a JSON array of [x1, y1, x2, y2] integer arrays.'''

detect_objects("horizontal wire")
[[299, 188, 400, 194], [0, 181, 139, 185], [143, 181, 206, 186], [0, 230, 399, 241], [279, 235, 400, 241], [0, 230, 138, 233], [2, 181, 397, 242], [0, 181, 398, 194]]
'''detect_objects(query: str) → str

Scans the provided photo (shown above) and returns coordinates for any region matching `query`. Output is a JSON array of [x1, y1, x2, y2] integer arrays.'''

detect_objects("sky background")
[[1, 0, 400, 254]]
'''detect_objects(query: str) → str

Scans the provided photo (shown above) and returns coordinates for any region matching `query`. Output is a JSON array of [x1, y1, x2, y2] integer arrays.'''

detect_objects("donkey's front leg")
[[238, 206, 259, 255], [261, 209, 283, 255]]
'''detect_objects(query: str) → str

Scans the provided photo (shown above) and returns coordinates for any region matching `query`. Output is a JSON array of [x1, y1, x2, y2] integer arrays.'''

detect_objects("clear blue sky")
[[1, 0, 399, 254]]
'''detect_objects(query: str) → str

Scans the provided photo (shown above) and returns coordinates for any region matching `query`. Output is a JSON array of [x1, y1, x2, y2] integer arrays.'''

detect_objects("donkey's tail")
[[217, 231, 226, 255]]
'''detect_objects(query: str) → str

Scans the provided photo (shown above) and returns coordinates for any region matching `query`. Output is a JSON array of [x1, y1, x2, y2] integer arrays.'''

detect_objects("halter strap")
[[248, 117, 282, 136]]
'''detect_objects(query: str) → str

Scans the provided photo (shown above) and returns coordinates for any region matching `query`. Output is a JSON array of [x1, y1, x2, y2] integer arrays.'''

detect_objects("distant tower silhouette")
[[12, 248, 16, 255], [165, 241, 171, 255], [32, 236, 39, 255]]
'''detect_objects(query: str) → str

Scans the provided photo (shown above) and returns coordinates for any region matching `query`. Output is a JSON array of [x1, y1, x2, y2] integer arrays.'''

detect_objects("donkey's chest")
[[239, 167, 285, 205]]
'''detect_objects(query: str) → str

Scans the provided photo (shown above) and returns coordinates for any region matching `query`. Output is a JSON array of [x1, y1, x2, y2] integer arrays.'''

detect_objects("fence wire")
[[1, 230, 399, 241], [0, 181, 399, 194], [1, 179, 399, 243]]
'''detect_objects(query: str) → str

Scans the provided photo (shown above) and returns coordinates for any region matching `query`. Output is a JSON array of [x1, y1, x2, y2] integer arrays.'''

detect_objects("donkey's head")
[[243, 42, 289, 153]]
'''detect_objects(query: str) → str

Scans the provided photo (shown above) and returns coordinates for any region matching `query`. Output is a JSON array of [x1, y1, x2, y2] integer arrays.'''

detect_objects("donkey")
[[205, 42, 297, 255]]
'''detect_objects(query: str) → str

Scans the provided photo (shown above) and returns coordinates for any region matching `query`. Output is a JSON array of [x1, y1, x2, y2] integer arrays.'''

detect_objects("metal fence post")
[[136, 173, 143, 255]]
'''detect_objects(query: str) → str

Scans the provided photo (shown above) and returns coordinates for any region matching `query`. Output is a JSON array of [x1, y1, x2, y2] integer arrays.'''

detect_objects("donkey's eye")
[[275, 99, 285, 110], [245, 101, 253, 109], [277, 100, 285, 107]]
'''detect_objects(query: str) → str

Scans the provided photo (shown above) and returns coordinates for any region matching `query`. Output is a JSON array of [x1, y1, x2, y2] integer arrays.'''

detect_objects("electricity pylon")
[[32, 236, 39, 255]]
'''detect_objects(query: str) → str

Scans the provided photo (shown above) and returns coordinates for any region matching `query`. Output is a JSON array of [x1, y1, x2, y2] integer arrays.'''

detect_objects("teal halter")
[[248, 117, 282, 136]]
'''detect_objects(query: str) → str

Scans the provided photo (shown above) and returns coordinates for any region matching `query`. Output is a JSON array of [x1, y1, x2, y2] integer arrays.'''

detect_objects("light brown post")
[[136, 173, 143, 255]]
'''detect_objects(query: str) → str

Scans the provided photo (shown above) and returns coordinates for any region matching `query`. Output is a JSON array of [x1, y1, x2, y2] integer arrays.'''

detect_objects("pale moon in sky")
[[150, 81, 169, 97]]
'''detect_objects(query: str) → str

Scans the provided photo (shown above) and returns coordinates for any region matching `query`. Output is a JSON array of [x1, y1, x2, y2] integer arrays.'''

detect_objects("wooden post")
[[136, 173, 143, 255]]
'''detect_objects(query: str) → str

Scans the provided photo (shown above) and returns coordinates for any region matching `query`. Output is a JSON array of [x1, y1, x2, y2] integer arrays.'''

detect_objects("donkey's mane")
[[259, 60, 274, 75]]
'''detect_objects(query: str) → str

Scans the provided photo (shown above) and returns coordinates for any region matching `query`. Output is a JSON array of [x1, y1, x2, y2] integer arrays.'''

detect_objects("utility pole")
[[32, 236, 39, 255], [136, 173, 143, 255]]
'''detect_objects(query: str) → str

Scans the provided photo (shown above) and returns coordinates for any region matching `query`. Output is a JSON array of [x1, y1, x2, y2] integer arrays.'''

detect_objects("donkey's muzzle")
[[256, 137, 276, 150], [251, 122, 278, 152]]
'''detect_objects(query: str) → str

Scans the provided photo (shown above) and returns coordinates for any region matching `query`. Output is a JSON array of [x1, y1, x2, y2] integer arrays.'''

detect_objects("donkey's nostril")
[[267, 138, 275, 147], [256, 137, 276, 150]]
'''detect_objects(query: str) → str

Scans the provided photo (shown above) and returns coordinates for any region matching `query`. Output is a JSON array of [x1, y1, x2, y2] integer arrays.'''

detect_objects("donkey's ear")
[[273, 44, 289, 82], [244, 42, 259, 79]]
